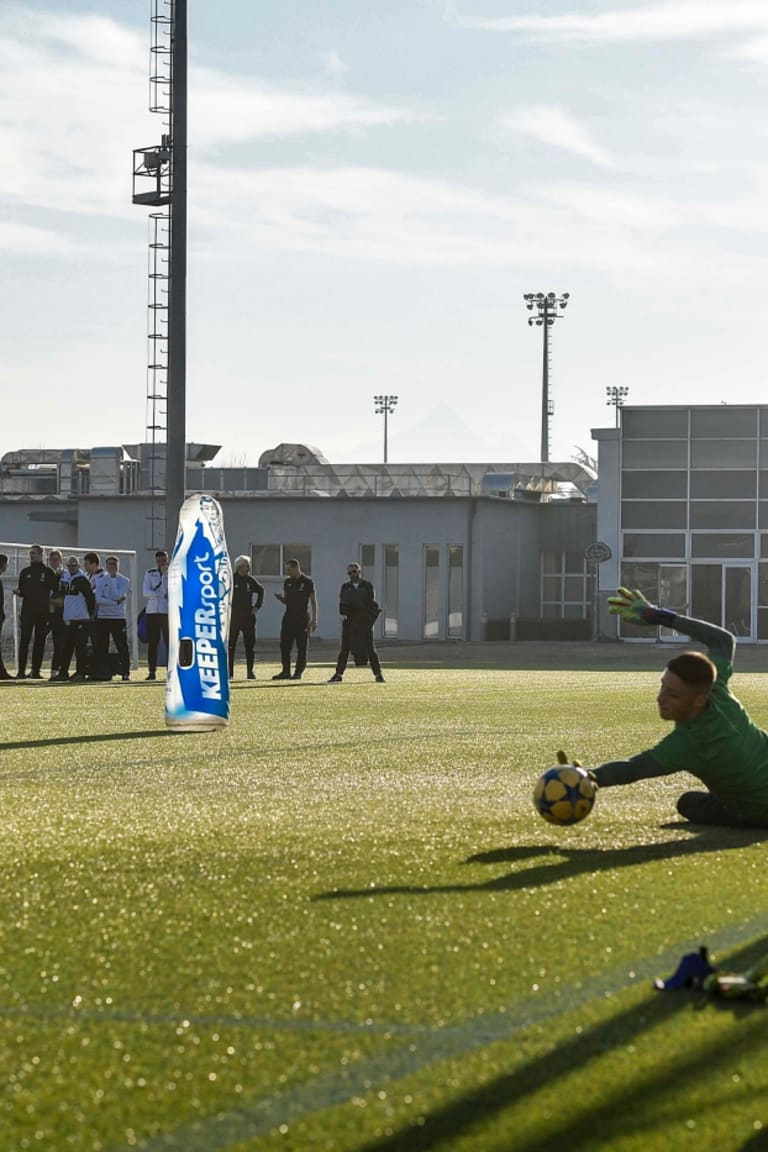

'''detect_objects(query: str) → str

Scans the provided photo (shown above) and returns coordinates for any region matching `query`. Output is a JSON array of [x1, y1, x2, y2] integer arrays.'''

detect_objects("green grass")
[[1, 662, 768, 1151]]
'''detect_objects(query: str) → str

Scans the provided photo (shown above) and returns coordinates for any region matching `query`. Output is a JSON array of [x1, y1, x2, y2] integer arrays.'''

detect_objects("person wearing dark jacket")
[[272, 558, 318, 681], [228, 555, 264, 680], [0, 553, 12, 679], [328, 562, 384, 683], [13, 543, 58, 678]]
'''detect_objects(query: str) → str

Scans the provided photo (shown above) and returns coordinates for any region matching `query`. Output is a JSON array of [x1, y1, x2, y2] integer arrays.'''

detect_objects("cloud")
[[727, 35, 768, 60], [187, 162, 676, 275], [496, 106, 614, 167], [0, 218, 74, 254], [321, 50, 349, 80], [191, 69, 420, 146], [0, 8, 422, 238], [459, 1, 768, 42]]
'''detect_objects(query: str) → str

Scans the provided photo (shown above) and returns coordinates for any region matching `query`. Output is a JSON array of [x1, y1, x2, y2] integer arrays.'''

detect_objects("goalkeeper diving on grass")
[[559, 588, 768, 829]]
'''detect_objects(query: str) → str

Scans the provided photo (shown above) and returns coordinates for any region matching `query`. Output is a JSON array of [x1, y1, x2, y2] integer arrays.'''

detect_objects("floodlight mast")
[[373, 395, 398, 464], [166, 0, 187, 542], [131, 0, 187, 552], [606, 385, 629, 428], [523, 291, 569, 463]]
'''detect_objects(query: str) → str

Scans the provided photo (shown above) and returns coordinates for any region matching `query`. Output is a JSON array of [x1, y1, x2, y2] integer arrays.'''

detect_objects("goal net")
[[0, 541, 140, 675]]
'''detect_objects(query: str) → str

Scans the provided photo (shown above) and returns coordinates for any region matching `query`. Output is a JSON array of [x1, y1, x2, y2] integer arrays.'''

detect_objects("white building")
[[0, 443, 597, 645]]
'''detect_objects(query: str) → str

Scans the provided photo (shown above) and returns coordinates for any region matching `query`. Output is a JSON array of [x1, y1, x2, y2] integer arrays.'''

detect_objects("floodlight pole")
[[166, 0, 188, 542], [374, 395, 398, 464], [523, 292, 569, 463], [606, 385, 629, 428]]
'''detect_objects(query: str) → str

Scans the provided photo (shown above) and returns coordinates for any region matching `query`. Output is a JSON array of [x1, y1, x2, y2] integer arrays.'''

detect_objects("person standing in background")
[[328, 562, 384, 683], [272, 558, 318, 681], [228, 555, 264, 680], [47, 549, 65, 680], [54, 556, 96, 682], [142, 549, 169, 681], [14, 544, 57, 679], [0, 554, 12, 680], [94, 555, 131, 681]]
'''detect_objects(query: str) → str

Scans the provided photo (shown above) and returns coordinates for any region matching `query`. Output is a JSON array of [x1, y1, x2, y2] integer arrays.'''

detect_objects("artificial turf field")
[[2, 655, 768, 1152]]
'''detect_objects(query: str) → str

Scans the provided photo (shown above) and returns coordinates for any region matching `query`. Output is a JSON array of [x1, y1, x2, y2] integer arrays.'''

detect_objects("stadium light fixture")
[[523, 291, 569, 462], [606, 385, 629, 427], [373, 395, 398, 464]]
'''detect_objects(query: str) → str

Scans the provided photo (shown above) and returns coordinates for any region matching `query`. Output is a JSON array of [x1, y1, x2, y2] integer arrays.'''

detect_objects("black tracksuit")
[[278, 575, 315, 677], [228, 573, 265, 676], [333, 579, 382, 678], [16, 562, 58, 675]]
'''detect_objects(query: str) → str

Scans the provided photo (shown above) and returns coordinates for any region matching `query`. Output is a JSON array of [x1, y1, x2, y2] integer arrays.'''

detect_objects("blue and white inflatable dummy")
[[165, 494, 233, 731]]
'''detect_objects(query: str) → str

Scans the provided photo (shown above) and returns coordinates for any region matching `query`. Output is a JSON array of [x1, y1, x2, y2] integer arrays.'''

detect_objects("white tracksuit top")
[[94, 571, 130, 620]]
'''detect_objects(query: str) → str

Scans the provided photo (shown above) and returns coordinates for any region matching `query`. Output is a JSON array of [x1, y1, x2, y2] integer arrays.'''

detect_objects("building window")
[[622, 409, 689, 438], [691, 408, 757, 437], [621, 440, 688, 468], [691, 471, 756, 499], [618, 562, 687, 639], [251, 543, 312, 576], [621, 502, 687, 530], [622, 533, 686, 558], [541, 551, 591, 619], [447, 545, 464, 639], [690, 440, 757, 468], [689, 502, 755, 530], [383, 544, 399, 638], [423, 545, 440, 638], [621, 470, 687, 499], [360, 544, 375, 584], [690, 534, 755, 559]]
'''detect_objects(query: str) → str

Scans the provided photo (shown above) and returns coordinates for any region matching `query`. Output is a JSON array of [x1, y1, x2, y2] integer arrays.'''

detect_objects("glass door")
[[691, 563, 753, 640], [724, 564, 752, 640], [658, 564, 688, 641]]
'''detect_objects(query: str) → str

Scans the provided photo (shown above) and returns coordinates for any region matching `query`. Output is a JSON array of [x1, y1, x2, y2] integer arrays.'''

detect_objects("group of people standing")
[[230, 555, 384, 684], [268, 556, 384, 684], [0, 546, 385, 685], [0, 546, 384, 681], [0, 545, 131, 682]]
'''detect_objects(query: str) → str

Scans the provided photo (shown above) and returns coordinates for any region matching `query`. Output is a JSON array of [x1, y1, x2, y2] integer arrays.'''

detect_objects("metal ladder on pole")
[[132, 0, 174, 552]]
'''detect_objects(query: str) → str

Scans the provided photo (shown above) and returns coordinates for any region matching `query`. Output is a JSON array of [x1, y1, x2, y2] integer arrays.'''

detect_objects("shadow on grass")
[[352, 937, 768, 1152], [315, 826, 764, 902], [0, 729, 195, 752], [739, 1131, 768, 1151]]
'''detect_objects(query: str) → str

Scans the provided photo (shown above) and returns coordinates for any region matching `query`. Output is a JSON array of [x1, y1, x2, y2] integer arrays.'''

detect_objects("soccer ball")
[[533, 765, 597, 826]]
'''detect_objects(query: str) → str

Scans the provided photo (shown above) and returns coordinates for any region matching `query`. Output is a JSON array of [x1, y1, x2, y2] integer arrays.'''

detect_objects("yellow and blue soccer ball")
[[533, 765, 597, 826]]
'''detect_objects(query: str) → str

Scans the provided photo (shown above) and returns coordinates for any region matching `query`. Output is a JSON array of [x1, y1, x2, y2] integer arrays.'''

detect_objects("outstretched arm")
[[591, 751, 675, 788], [559, 747, 674, 788], [608, 587, 735, 664]]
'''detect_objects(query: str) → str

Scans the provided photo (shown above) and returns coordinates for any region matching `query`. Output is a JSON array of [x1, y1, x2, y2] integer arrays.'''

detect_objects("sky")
[[3, 1, 768, 468]]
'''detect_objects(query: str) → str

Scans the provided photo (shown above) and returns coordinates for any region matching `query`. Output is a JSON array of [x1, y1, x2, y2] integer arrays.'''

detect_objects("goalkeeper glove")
[[607, 587, 677, 627], [556, 749, 582, 768], [556, 750, 598, 785]]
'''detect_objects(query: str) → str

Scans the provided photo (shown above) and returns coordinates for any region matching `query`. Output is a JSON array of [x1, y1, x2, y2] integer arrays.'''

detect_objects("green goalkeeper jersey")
[[593, 615, 768, 823]]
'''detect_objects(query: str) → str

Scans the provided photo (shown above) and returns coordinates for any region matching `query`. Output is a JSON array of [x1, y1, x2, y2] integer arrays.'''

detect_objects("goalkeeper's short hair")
[[666, 651, 717, 692]]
